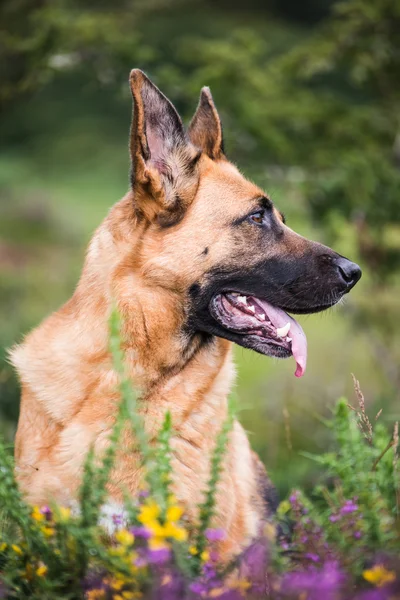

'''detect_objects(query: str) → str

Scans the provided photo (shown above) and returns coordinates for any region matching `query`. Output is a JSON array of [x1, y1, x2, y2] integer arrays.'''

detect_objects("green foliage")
[[278, 378, 400, 578]]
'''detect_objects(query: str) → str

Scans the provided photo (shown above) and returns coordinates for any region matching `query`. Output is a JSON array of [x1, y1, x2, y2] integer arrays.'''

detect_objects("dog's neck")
[[13, 195, 234, 434]]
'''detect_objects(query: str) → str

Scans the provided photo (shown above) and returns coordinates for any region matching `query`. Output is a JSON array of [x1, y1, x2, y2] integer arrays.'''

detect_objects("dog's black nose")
[[334, 256, 362, 291]]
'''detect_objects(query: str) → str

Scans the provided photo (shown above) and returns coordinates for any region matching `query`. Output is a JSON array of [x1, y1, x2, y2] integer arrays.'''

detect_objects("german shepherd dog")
[[11, 70, 361, 557]]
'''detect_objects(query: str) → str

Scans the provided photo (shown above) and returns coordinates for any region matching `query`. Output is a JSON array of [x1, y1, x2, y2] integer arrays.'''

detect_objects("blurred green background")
[[1, 0, 399, 496]]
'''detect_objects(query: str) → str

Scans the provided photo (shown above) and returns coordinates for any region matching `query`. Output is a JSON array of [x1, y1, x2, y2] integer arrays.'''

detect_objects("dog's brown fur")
[[11, 70, 359, 558]]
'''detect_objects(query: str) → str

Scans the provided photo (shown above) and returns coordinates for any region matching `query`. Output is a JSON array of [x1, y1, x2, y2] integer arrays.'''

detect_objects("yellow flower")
[[12, 544, 23, 555], [122, 593, 137, 600], [277, 500, 291, 516], [138, 501, 160, 525], [148, 537, 170, 551], [57, 507, 71, 522], [86, 590, 106, 600], [115, 530, 135, 547], [166, 505, 184, 523], [189, 545, 198, 555], [43, 526, 55, 537], [36, 563, 48, 577], [200, 550, 210, 562], [110, 546, 128, 558], [146, 520, 166, 538], [109, 576, 125, 591], [0, 542, 7, 552], [163, 523, 188, 542], [363, 565, 396, 587], [209, 588, 225, 598], [230, 579, 251, 592], [31, 506, 45, 522], [263, 522, 277, 542]]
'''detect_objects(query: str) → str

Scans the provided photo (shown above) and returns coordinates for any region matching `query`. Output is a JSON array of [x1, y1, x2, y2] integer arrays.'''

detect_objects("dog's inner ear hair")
[[188, 87, 225, 160], [129, 69, 199, 221]]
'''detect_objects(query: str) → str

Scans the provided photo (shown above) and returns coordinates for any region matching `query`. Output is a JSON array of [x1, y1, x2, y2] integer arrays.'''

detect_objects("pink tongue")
[[255, 299, 308, 378]]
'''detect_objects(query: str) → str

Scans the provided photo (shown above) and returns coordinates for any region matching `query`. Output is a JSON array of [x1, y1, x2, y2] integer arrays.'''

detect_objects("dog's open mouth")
[[210, 292, 307, 378]]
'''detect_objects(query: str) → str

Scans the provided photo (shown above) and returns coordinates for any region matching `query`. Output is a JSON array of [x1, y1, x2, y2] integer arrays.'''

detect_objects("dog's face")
[[128, 70, 361, 377]]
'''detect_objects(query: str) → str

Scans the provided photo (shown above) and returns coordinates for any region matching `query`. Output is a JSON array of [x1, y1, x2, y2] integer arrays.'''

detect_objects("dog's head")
[[128, 70, 361, 377]]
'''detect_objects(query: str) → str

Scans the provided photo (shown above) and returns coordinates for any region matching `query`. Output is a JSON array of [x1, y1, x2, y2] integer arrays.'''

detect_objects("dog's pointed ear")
[[188, 87, 225, 160], [129, 69, 200, 223]]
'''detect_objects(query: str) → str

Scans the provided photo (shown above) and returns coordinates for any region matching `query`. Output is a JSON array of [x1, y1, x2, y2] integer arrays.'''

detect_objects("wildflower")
[[340, 500, 358, 514], [112, 513, 124, 527], [163, 522, 188, 542], [305, 553, 320, 563], [130, 526, 151, 539], [115, 529, 135, 547], [205, 528, 225, 542], [200, 550, 210, 562], [147, 546, 171, 565], [264, 522, 276, 541], [0, 543, 7, 552], [138, 501, 160, 524], [86, 590, 106, 600], [40, 505, 52, 519], [31, 505, 45, 522], [166, 505, 183, 522], [239, 539, 268, 588], [57, 506, 71, 521], [189, 545, 198, 555], [277, 499, 291, 515], [209, 588, 225, 597], [282, 562, 346, 600], [329, 514, 340, 523], [11, 544, 23, 555], [121, 592, 138, 600], [36, 563, 48, 577], [230, 579, 251, 592], [363, 565, 396, 587]]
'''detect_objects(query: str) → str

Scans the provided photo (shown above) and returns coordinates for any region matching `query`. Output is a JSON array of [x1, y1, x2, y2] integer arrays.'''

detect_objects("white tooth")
[[248, 305, 255, 313], [237, 296, 247, 304], [231, 292, 239, 297], [286, 337, 292, 342], [259, 313, 266, 321], [276, 322, 291, 338]]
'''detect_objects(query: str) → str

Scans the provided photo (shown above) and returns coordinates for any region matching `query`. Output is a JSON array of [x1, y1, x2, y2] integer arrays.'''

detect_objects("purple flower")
[[354, 530, 362, 539], [355, 591, 390, 600], [305, 553, 320, 563], [329, 514, 340, 523], [134, 554, 148, 568], [301, 535, 309, 543], [130, 526, 152, 539], [189, 581, 206, 595], [282, 561, 346, 600], [82, 569, 108, 593], [205, 528, 225, 542], [340, 500, 358, 514], [40, 505, 52, 521], [239, 539, 268, 589], [148, 547, 171, 565], [112, 513, 123, 526], [153, 569, 184, 600]]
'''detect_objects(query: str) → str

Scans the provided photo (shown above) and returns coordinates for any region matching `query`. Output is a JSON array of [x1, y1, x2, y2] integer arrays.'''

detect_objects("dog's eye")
[[249, 210, 265, 225]]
